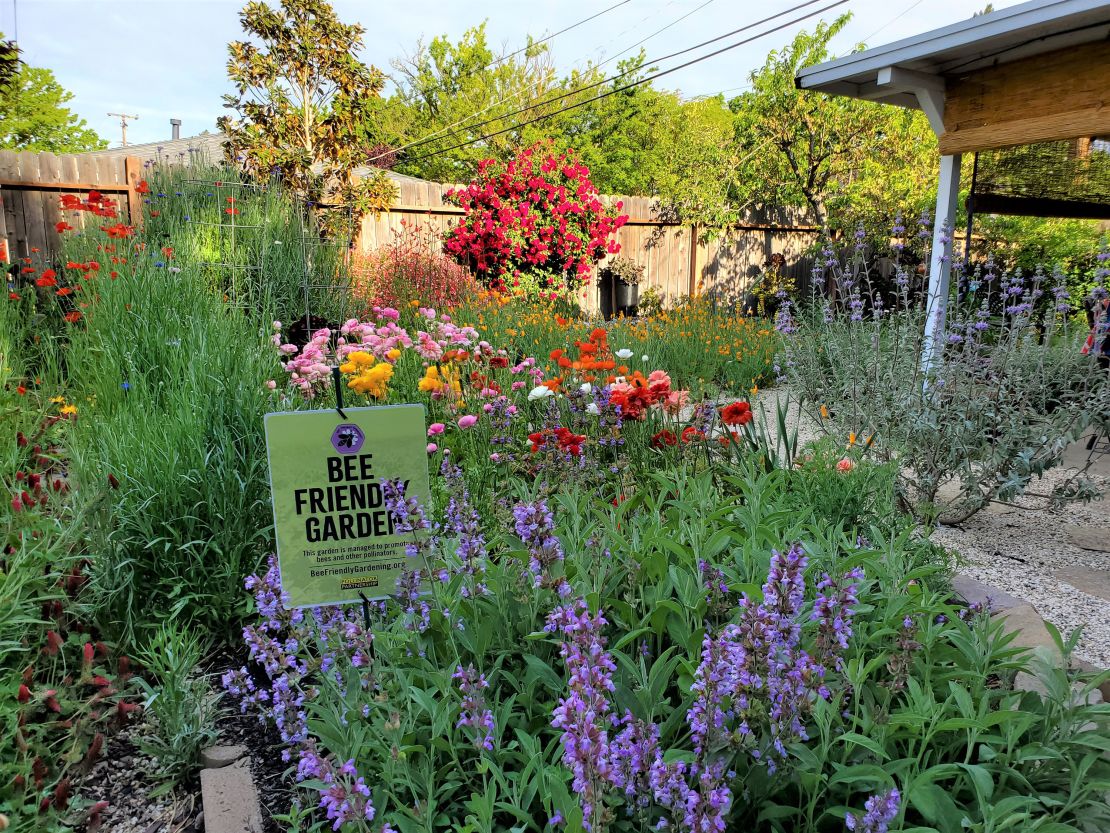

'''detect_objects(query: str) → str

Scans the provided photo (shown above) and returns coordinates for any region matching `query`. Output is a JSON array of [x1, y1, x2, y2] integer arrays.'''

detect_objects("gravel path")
[[931, 459, 1110, 668]]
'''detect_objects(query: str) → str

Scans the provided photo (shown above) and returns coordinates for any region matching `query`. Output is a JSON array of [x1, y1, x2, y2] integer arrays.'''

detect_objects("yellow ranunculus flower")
[[418, 365, 444, 393], [340, 351, 375, 375], [386, 348, 401, 362], [60, 404, 77, 415], [348, 362, 393, 399]]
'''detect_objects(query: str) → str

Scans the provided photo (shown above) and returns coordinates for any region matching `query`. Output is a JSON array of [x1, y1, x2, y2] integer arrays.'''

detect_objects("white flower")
[[642, 354, 650, 363], [615, 348, 633, 360], [586, 403, 601, 416], [614, 376, 626, 385], [580, 382, 592, 394], [528, 385, 554, 401]]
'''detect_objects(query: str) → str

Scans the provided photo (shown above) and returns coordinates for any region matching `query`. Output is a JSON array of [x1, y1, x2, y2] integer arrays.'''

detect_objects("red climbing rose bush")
[[443, 143, 628, 297]]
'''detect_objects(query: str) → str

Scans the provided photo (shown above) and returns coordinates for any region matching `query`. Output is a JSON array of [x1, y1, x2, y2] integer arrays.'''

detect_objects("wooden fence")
[[1, 148, 820, 312], [362, 178, 821, 312], [0, 151, 143, 260]]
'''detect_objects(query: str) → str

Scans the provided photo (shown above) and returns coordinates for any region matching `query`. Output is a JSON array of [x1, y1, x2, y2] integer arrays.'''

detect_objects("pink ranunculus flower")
[[663, 389, 689, 414], [265, 380, 277, 391], [428, 423, 445, 436], [836, 458, 855, 473], [457, 414, 478, 429], [427, 443, 438, 454]]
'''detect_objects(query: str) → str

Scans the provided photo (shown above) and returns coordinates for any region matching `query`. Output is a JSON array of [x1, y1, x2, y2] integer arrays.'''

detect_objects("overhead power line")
[[593, 0, 718, 72], [401, 0, 849, 165], [466, 0, 634, 78], [380, 0, 634, 165], [377, 0, 839, 164]]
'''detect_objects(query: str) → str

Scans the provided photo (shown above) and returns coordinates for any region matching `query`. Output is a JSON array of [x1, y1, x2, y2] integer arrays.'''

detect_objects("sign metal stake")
[[331, 365, 348, 419]]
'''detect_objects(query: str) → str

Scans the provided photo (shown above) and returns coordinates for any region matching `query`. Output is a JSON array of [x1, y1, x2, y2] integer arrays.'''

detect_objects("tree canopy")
[[0, 36, 105, 153], [729, 14, 937, 236], [218, 0, 395, 225]]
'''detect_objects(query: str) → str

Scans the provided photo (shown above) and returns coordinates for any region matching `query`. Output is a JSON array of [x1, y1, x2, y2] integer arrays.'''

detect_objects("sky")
[[2, 0, 1010, 148]]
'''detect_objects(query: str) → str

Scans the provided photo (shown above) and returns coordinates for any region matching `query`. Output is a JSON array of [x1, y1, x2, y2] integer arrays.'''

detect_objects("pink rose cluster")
[[444, 143, 628, 294]]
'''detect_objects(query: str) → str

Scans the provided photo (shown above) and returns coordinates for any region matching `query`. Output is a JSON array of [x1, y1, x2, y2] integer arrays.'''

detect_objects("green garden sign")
[[264, 404, 431, 608]]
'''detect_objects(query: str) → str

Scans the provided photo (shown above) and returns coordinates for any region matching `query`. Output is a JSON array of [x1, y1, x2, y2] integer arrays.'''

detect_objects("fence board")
[[20, 154, 49, 258], [37, 152, 62, 257], [0, 151, 21, 259]]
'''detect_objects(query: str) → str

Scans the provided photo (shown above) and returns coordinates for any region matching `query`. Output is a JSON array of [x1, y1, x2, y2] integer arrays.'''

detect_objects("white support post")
[[921, 153, 962, 377]]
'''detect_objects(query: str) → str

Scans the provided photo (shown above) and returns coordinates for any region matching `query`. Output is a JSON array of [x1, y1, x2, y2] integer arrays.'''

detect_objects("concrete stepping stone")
[[1065, 524, 1110, 553], [200, 759, 263, 833], [1053, 566, 1110, 603], [951, 574, 1024, 612]]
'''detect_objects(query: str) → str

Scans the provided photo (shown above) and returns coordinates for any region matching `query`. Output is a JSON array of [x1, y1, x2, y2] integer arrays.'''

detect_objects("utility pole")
[[107, 112, 139, 147]]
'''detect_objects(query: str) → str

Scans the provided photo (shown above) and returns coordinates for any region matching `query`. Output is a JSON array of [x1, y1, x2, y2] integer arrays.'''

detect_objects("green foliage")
[[386, 22, 563, 184], [782, 235, 1110, 524], [730, 15, 936, 235], [50, 169, 305, 645], [219, 0, 396, 226], [231, 459, 1110, 832], [0, 35, 105, 152], [133, 623, 221, 787], [0, 36, 17, 88]]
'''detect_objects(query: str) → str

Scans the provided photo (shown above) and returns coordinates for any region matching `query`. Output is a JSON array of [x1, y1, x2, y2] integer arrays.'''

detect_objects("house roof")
[[795, 0, 1110, 112]]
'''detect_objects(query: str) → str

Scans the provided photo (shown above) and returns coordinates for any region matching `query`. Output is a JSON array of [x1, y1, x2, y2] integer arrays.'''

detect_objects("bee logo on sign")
[[264, 404, 430, 608]]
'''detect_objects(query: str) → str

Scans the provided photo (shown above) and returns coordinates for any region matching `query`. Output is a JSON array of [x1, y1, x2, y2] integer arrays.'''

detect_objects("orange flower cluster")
[[550, 328, 617, 381], [100, 223, 134, 239], [610, 370, 682, 422], [529, 426, 586, 456]]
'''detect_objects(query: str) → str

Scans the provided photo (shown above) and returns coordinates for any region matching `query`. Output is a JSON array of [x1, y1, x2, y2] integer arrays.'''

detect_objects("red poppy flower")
[[36, 274, 58, 288], [719, 401, 753, 426], [651, 429, 679, 449], [681, 426, 705, 443], [56, 287, 73, 297], [8, 292, 19, 300], [56, 221, 74, 233], [134, 180, 150, 195], [63, 311, 82, 323], [16, 385, 26, 395]]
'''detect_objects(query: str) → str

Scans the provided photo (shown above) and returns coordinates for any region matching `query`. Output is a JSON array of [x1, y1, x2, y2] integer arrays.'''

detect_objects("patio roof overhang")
[[796, 0, 1110, 153], [794, 0, 1110, 374]]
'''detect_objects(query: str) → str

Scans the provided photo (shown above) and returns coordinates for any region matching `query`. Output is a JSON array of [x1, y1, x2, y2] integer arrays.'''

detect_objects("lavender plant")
[[782, 228, 1110, 524]]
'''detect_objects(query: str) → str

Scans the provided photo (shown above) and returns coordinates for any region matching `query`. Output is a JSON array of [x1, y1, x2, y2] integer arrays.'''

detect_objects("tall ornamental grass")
[[52, 166, 331, 643]]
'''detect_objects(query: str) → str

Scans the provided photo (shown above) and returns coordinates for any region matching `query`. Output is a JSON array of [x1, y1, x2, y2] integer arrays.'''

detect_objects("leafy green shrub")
[[134, 623, 221, 788], [780, 235, 1110, 524]]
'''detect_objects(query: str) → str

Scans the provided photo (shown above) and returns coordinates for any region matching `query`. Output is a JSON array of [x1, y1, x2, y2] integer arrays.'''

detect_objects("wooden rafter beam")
[[939, 39, 1110, 155]]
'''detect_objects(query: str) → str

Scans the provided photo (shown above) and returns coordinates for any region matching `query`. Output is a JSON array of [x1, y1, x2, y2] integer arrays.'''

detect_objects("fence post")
[[687, 223, 698, 297], [124, 156, 143, 228]]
